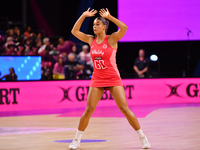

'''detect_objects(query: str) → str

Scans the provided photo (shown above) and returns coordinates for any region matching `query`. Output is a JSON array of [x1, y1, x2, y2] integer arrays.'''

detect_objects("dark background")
[[0, 0, 199, 78]]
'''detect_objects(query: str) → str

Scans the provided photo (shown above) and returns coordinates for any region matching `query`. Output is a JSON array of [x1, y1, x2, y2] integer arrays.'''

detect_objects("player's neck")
[[96, 33, 106, 41]]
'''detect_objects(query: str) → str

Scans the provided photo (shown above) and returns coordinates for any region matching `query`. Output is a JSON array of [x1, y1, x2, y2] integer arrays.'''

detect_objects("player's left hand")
[[99, 8, 110, 19]]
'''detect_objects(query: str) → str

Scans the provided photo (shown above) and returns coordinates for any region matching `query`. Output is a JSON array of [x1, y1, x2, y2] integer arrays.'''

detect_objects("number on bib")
[[94, 60, 107, 69]]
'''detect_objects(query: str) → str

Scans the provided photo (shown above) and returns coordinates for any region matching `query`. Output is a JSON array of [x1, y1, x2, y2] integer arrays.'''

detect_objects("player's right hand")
[[83, 8, 97, 17]]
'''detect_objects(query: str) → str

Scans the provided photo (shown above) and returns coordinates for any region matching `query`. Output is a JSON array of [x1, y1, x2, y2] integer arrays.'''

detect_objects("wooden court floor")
[[0, 106, 200, 150]]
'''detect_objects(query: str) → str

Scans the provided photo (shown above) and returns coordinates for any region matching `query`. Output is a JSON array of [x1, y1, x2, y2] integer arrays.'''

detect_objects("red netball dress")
[[90, 35, 123, 87]]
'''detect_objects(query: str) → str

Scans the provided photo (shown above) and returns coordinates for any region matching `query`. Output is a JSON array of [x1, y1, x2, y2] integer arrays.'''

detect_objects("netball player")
[[69, 8, 151, 149]]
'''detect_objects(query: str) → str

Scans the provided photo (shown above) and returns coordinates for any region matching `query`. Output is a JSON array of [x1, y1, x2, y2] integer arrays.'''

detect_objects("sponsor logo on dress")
[[92, 49, 104, 56]]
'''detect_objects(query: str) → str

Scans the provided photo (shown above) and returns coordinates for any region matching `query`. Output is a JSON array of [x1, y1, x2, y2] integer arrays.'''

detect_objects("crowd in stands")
[[0, 26, 94, 80]]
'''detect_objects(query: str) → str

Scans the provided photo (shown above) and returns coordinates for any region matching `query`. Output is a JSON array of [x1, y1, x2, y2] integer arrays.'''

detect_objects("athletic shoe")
[[69, 138, 81, 149], [140, 136, 151, 149]]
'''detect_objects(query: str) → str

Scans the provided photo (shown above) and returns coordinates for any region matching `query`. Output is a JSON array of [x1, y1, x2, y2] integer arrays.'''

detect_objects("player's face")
[[93, 19, 106, 35]]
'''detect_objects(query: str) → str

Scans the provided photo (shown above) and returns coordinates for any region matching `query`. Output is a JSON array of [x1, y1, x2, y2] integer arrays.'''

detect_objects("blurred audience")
[[24, 38, 32, 55], [78, 45, 93, 68], [38, 37, 50, 54], [0, 35, 5, 55], [64, 53, 84, 79], [17, 44, 25, 56], [24, 26, 32, 39], [53, 54, 65, 75], [13, 26, 23, 46], [28, 46, 38, 56], [5, 41, 17, 55], [40, 46, 54, 70], [41, 67, 53, 80], [36, 39, 42, 49], [4, 36, 13, 51], [0, 67, 17, 81], [57, 37, 76, 56], [133, 49, 148, 78], [53, 54, 65, 79], [0, 26, 96, 80]]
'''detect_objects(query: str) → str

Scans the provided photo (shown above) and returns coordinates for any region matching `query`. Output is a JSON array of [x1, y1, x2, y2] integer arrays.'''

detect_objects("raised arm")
[[99, 8, 127, 42], [0, 75, 6, 80], [71, 8, 97, 45]]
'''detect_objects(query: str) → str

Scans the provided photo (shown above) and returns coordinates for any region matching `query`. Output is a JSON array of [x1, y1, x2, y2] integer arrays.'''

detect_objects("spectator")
[[133, 49, 148, 78], [36, 39, 42, 49], [36, 32, 42, 41], [64, 53, 84, 79], [38, 37, 50, 54], [41, 68, 53, 80], [40, 46, 54, 70], [0, 67, 17, 81], [28, 46, 38, 56], [13, 26, 23, 46], [5, 41, 18, 56], [69, 45, 78, 61], [24, 38, 32, 55], [57, 37, 76, 56], [6, 29, 14, 39], [24, 26, 32, 39], [78, 45, 93, 68], [53, 54, 65, 75], [0, 35, 5, 55], [17, 45, 25, 56], [31, 32, 37, 47], [4, 37, 13, 52]]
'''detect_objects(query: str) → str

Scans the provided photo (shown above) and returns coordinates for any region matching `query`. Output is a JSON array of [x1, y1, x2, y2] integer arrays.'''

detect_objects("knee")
[[84, 105, 95, 116], [119, 106, 130, 115]]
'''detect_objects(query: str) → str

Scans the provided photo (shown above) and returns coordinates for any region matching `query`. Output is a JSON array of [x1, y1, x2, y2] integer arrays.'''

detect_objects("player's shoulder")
[[88, 35, 95, 45]]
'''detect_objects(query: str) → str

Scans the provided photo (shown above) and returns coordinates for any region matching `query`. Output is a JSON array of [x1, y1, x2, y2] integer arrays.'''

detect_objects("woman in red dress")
[[69, 8, 151, 149]]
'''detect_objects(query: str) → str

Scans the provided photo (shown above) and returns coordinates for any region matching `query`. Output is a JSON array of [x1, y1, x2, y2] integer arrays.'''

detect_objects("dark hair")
[[96, 17, 109, 33], [9, 67, 15, 74]]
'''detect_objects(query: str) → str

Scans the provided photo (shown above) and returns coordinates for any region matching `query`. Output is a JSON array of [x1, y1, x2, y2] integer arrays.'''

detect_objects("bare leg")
[[109, 86, 141, 130], [78, 87, 104, 131]]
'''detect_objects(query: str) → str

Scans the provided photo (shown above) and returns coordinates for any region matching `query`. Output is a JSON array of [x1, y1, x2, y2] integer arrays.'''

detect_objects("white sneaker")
[[140, 136, 151, 149], [69, 138, 81, 149]]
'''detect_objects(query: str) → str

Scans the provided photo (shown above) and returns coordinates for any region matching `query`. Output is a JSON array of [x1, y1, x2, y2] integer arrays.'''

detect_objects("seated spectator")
[[30, 32, 37, 47], [24, 26, 32, 39], [64, 53, 84, 79], [36, 32, 42, 41], [0, 35, 5, 55], [69, 45, 78, 61], [24, 38, 32, 55], [5, 41, 18, 56], [0, 67, 17, 81], [53, 54, 65, 79], [78, 45, 93, 67], [57, 37, 76, 56], [40, 46, 54, 70], [6, 29, 14, 39], [53, 54, 65, 75], [133, 49, 148, 78], [13, 26, 23, 46], [36, 39, 42, 49], [38, 37, 50, 54], [17, 45, 25, 56], [28, 46, 38, 56], [4, 37, 13, 52], [41, 68, 53, 80]]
